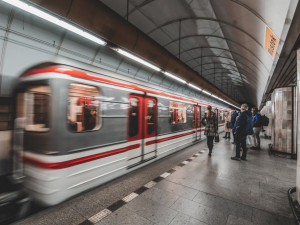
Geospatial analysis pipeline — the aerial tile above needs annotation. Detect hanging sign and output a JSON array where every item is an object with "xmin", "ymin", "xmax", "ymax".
[{"xmin": 264, "ymin": 26, "xmax": 279, "ymax": 60}]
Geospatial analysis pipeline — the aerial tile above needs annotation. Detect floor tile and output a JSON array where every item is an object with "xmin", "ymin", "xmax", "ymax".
[
  {"xmin": 126, "ymin": 195, "xmax": 178, "ymax": 225},
  {"xmin": 95, "ymin": 206, "xmax": 154, "ymax": 225}
]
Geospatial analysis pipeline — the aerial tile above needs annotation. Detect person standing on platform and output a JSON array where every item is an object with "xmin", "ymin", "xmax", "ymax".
[
  {"xmin": 223, "ymin": 111, "xmax": 231, "ymax": 139},
  {"xmin": 201, "ymin": 105, "xmax": 218, "ymax": 157},
  {"xmin": 231, "ymin": 104, "xmax": 250, "ymax": 161},
  {"xmin": 251, "ymin": 107, "xmax": 261, "ymax": 150},
  {"xmin": 230, "ymin": 110, "xmax": 238, "ymax": 144}
]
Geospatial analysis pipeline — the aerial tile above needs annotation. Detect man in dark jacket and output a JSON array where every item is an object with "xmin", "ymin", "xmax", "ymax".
[
  {"xmin": 231, "ymin": 104, "xmax": 250, "ymax": 161},
  {"xmin": 251, "ymin": 107, "xmax": 261, "ymax": 150},
  {"xmin": 230, "ymin": 110, "xmax": 238, "ymax": 144}
]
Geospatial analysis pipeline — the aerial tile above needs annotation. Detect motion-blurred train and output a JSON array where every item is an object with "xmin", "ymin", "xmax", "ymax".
[{"xmin": 12, "ymin": 58, "xmax": 230, "ymax": 206}]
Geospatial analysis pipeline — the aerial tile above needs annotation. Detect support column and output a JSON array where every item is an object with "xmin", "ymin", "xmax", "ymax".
[{"xmin": 296, "ymin": 49, "xmax": 300, "ymax": 202}]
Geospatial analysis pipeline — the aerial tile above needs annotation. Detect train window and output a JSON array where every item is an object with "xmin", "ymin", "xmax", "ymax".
[
  {"xmin": 22, "ymin": 86, "xmax": 50, "ymax": 132},
  {"xmin": 146, "ymin": 99, "xmax": 155, "ymax": 135},
  {"xmin": 220, "ymin": 111, "xmax": 224, "ymax": 121},
  {"xmin": 68, "ymin": 83, "xmax": 100, "ymax": 132},
  {"xmin": 129, "ymin": 97, "xmax": 139, "ymax": 138},
  {"xmin": 169, "ymin": 101, "xmax": 187, "ymax": 124}
]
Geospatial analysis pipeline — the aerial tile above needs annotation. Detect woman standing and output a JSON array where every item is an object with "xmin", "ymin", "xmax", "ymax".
[
  {"xmin": 201, "ymin": 105, "xmax": 218, "ymax": 157},
  {"xmin": 223, "ymin": 111, "xmax": 231, "ymax": 139}
]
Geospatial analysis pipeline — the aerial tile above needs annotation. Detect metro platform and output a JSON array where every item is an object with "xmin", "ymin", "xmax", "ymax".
[{"xmin": 14, "ymin": 136, "xmax": 295, "ymax": 225}]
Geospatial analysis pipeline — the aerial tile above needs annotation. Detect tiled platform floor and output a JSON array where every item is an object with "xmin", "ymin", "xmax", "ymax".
[{"xmin": 15, "ymin": 136, "xmax": 296, "ymax": 225}]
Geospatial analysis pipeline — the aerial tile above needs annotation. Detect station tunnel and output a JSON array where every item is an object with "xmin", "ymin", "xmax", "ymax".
[{"xmin": 0, "ymin": 0, "xmax": 300, "ymax": 224}]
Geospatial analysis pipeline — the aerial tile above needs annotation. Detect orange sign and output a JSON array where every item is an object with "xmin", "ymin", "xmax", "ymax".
[{"xmin": 264, "ymin": 26, "xmax": 279, "ymax": 60}]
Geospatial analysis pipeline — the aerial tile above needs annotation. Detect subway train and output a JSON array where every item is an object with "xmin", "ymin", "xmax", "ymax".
[{"xmin": 12, "ymin": 58, "xmax": 230, "ymax": 206}]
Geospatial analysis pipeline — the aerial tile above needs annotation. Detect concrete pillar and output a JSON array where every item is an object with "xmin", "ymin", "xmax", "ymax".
[
  {"xmin": 296, "ymin": 49, "xmax": 300, "ymax": 202},
  {"xmin": 271, "ymin": 87, "xmax": 293, "ymax": 153}
]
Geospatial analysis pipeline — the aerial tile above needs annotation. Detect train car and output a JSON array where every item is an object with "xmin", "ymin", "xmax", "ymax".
[{"xmin": 12, "ymin": 58, "xmax": 230, "ymax": 206}]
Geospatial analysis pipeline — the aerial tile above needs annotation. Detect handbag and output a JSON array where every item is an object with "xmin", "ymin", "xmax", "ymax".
[
  {"xmin": 215, "ymin": 133, "xmax": 219, "ymax": 142},
  {"xmin": 226, "ymin": 122, "xmax": 231, "ymax": 129}
]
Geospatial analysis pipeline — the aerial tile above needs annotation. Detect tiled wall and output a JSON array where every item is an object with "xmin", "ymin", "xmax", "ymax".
[
  {"xmin": 271, "ymin": 87, "xmax": 293, "ymax": 154},
  {"xmin": 296, "ymin": 50, "xmax": 300, "ymax": 203}
]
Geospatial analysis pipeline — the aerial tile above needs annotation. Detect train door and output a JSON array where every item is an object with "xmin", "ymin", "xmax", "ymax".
[
  {"xmin": 194, "ymin": 105, "xmax": 201, "ymax": 141},
  {"xmin": 127, "ymin": 94, "xmax": 157, "ymax": 167},
  {"xmin": 13, "ymin": 93, "xmax": 26, "ymax": 180},
  {"xmin": 13, "ymin": 86, "xmax": 51, "ymax": 179}
]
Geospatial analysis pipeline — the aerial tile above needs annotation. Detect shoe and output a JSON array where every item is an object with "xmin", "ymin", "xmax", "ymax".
[
  {"xmin": 231, "ymin": 157, "xmax": 240, "ymax": 161},
  {"xmin": 241, "ymin": 157, "xmax": 247, "ymax": 161},
  {"xmin": 231, "ymin": 142, "xmax": 235, "ymax": 144},
  {"xmin": 223, "ymin": 136, "xmax": 227, "ymax": 138},
  {"xmin": 250, "ymin": 146, "xmax": 256, "ymax": 149},
  {"xmin": 208, "ymin": 153, "xmax": 211, "ymax": 157}
]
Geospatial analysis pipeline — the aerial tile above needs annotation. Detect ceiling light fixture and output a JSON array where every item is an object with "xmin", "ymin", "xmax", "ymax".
[
  {"xmin": 164, "ymin": 72, "xmax": 187, "ymax": 84},
  {"xmin": 188, "ymin": 83, "xmax": 202, "ymax": 91},
  {"xmin": 202, "ymin": 90, "xmax": 212, "ymax": 96},
  {"xmin": 117, "ymin": 49, "xmax": 161, "ymax": 72},
  {"xmin": 2, "ymin": 0, "xmax": 107, "ymax": 46}
]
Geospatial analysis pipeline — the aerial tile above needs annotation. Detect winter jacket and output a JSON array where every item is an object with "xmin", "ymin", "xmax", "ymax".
[
  {"xmin": 202, "ymin": 112, "xmax": 218, "ymax": 137},
  {"xmin": 224, "ymin": 115, "xmax": 231, "ymax": 132},
  {"xmin": 233, "ymin": 110, "xmax": 251, "ymax": 137},
  {"xmin": 231, "ymin": 111, "xmax": 238, "ymax": 129},
  {"xmin": 252, "ymin": 113, "xmax": 261, "ymax": 127}
]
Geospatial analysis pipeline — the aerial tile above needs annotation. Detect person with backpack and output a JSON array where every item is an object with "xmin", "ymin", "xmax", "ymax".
[
  {"xmin": 251, "ymin": 107, "xmax": 261, "ymax": 150},
  {"xmin": 201, "ymin": 105, "xmax": 218, "ymax": 157},
  {"xmin": 230, "ymin": 110, "xmax": 238, "ymax": 144},
  {"xmin": 231, "ymin": 104, "xmax": 252, "ymax": 161}
]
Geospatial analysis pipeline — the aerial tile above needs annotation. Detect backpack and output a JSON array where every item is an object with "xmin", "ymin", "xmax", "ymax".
[
  {"xmin": 254, "ymin": 114, "xmax": 262, "ymax": 127},
  {"xmin": 246, "ymin": 114, "xmax": 254, "ymax": 135},
  {"xmin": 261, "ymin": 115, "xmax": 269, "ymax": 126}
]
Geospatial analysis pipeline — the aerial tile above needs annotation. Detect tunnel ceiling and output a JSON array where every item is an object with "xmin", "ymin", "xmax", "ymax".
[{"xmin": 98, "ymin": 0, "xmax": 298, "ymax": 106}]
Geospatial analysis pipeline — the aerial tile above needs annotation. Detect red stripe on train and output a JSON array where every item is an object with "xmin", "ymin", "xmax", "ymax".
[
  {"xmin": 23, "ymin": 125, "xmax": 224, "ymax": 169},
  {"xmin": 23, "ymin": 144, "xmax": 140, "ymax": 170},
  {"xmin": 22, "ymin": 66, "xmax": 232, "ymax": 111},
  {"xmin": 146, "ymin": 131, "xmax": 194, "ymax": 146}
]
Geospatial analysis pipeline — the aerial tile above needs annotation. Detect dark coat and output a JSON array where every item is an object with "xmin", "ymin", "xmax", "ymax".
[
  {"xmin": 231, "ymin": 111, "xmax": 238, "ymax": 129},
  {"xmin": 233, "ymin": 110, "xmax": 251, "ymax": 138},
  {"xmin": 252, "ymin": 113, "xmax": 261, "ymax": 127},
  {"xmin": 202, "ymin": 112, "xmax": 218, "ymax": 136}
]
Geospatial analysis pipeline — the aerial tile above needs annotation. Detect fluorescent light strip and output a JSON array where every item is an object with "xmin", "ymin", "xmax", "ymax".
[
  {"xmin": 187, "ymin": 83, "xmax": 237, "ymax": 108},
  {"xmin": 188, "ymin": 83, "xmax": 202, "ymax": 91},
  {"xmin": 164, "ymin": 72, "xmax": 186, "ymax": 84},
  {"xmin": 117, "ymin": 49, "xmax": 161, "ymax": 72},
  {"xmin": 2, "ymin": 0, "xmax": 106, "ymax": 46},
  {"xmin": 202, "ymin": 90, "xmax": 211, "ymax": 96}
]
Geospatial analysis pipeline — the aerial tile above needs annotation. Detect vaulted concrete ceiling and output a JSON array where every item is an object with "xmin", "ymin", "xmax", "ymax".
[{"xmin": 99, "ymin": 0, "xmax": 298, "ymax": 106}]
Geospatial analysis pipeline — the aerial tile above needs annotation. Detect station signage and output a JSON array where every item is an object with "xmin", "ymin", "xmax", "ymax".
[{"xmin": 264, "ymin": 26, "xmax": 279, "ymax": 60}]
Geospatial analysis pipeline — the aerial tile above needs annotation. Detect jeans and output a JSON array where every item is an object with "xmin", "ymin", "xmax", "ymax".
[
  {"xmin": 252, "ymin": 127, "xmax": 261, "ymax": 148},
  {"xmin": 207, "ymin": 136, "xmax": 214, "ymax": 153},
  {"xmin": 235, "ymin": 135, "xmax": 247, "ymax": 158}
]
